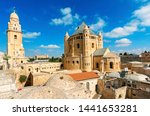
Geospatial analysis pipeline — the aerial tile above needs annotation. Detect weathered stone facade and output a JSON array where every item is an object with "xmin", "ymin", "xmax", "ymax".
[
  {"xmin": 63, "ymin": 22, "xmax": 120, "ymax": 72},
  {"xmin": 97, "ymin": 76, "xmax": 150, "ymax": 99},
  {"xmin": 141, "ymin": 52, "xmax": 150, "ymax": 62},
  {"xmin": 7, "ymin": 11, "xmax": 27, "ymax": 68}
]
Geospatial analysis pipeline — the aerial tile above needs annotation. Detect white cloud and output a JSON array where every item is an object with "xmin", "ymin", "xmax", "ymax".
[
  {"xmin": 0, "ymin": 51, "xmax": 4, "ymax": 56},
  {"xmin": 104, "ymin": 20, "xmax": 139, "ymax": 38},
  {"xmin": 104, "ymin": 3, "xmax": 150, "ymax": 38},
  {"xmin": 23, "ymin": 32, "xmax": 41, "ymax": 38},
  {"xmin": 115, "ymin": 38, "xmax": 132, "ymax": 47},
  {"xmin": 90, "ymin": 18, "xmax": 105, "ymax": 32},
  {"xmin": 60, "ymin": 7, "xmax": 71, "ymax": 15},
  {"xmin": 134, "ymin": 3, "xmax": 150, "ymax": 26},
  {"xmin": 40, "ymin": 44, "xmax": 60, "ymax": 49},
  {"xmin": 50, "ymin": 7, "xmax": 79, "ymax": 25}
]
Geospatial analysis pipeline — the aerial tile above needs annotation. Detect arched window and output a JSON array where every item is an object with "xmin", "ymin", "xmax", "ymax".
[
  {"xmin": 72, "ymin": 61, "xmax": 75, "ymax": 64},
  {"xmin": 110, "ymin": 62, "xmax": 114, "ymax": 69},
  {"xmin": 92, "ymin": 43, "xmax": 94, "ymax": 48},
  {"xmin": 14, "ymin": 35, "xmax": 17, "ymax": 39},
  {"xmin": 77, "ymin": 43, "xmax": 80, "ymax": 48},
  {"xmin": 96, "ymin": 63, "xmax": 99, "ymax": 68}
]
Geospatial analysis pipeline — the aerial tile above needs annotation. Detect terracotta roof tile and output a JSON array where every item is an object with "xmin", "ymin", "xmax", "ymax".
[{"xmin": 68, "ymin": 72, "xmax": 99, "ymax": 81}]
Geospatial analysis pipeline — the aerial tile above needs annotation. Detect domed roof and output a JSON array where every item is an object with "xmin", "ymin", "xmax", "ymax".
[
  {"xmin": 125, "ymin": 73, "xmax": 149, "ymax": 82},
  {"xmin": 72, "ymin": 22, "xmax": 95, "ymax": 35},
  {"xmin": 46, "ymin": 74, "xmax": 81, "ymax": 91},
  {"xmin": 107, "ymin": 72, "xmax": 120, "ymax": 78},
  {"xmin": 10, "ymin": 11, "xmax": 19, "ymax": 19}
]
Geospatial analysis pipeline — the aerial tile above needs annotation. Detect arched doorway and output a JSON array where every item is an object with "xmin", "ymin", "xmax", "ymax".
[{"xmin": 110, "ymin": 62, "xmax": 114, "ymax": 69}]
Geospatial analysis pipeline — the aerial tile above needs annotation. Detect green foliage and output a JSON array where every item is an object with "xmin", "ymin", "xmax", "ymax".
[
  {"xmin": 3, "ymin": 54, "xmax": 10, "ymax": 61},
  {"xmin": 124, "ymin": 52, "xmax": 128, "ymax": 55},
  {"xmin": 28, "ymin": 58, "xmax": 35, "ymax": 62},
  {"xmin": 19, "ymin": 75, "xmax": 27, "ymax": 83},
  {"xmin": 49, "ymin": 56, "xmax": 62, "ymax": 62}
]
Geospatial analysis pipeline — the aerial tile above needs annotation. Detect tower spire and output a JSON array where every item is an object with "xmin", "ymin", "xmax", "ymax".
[{"xmin": 13, "ymin": 6, "xmax": 16, "ymax": 13}]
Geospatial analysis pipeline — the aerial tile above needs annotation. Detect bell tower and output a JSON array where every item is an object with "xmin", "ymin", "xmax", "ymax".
[{"xmin": 7, "ymin": 10, "xmax": 24, "ymax": 59}]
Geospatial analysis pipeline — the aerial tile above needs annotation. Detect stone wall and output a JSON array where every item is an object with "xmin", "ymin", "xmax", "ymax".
[
  {"xmin": 79, "ymin": 78, "xmax": 98, "ymax": 95},
  {"xmin": 30, "ymin": 73, "xmax": 50, "ymax": 86},
  {"xmin": 131, "ymin": 66, "xmax": 150, "ymax": 77},
  {"xmin": 126, "ymin": 87, "xmax": 150, "ymax": 99},
  {"xmin": 0, "ymin": 71, "xmax": 16, "ymax": 98}
]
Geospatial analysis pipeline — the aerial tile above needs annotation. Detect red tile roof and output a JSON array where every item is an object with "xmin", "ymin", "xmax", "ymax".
[{"xmin": 68, "ymin": 72, "xmax": 99, "ymax": 81}]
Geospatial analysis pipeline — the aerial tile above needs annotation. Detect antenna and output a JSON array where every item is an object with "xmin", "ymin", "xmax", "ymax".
[{"xmin": 13, "ymin": 6, "xmax": 16, "ymax": 13}]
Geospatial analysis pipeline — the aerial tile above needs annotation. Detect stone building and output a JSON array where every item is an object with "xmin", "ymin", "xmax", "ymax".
[
  {"xmin": 141, "ymin": 51, "xmax": 150, "ymax": 62},
  {"xmin": 34, "ymin": 55, "xmax": 49, "ymax": 60},
  {"xmin": 7, "ymin": 11, "xmax": 27, "ymax": 67},
  {"xmin": 97, "ymin": 72, "xmax": 150, "ymax": 99},
  {"xmin": 120, "ymin": 54, "xmax": 141, "ymax": 63},
  {"xmin": 68, "ymin": 72, "xmax": 100, "ymax": 95},
  {"xmin": 63, "ymin": 22, "xmax": 120, "ymax": 72}
]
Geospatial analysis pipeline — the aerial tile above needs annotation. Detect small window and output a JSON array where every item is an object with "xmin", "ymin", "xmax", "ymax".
[
  {"xmin": 72, "ymin": 61, "xmax": 75, "ymax": 64},
  {"xmin": 28, "ymin": 69, "xmax": 31, "ymax": 71},
  {"xmin": 118, "ymin": 94, "xmax": 122, "ymax": 98},
  {"xmin": 92, "ymin": 43, "xmax": 94, "ymax": 48},
  {"xmin": 86, "ymin": 82, "xmax": 90, "ymax": 90},
  {"xmin": 21, "ymin": 61, "xmax": 23, "ymax": 63},
  {"xmin": 76, "ymin": 61, "xmax": 79, "ymax": 64},
  {"xmin": 96, "ymin": 63, "xmax": 99, "ymax": 68},
  {"xmin": 14, "ymin": 35, "xmax": 17, "ymax": 39},
  {"xmin": 77, "ymin": 43, "xmax": 80, "ymax": 48}
]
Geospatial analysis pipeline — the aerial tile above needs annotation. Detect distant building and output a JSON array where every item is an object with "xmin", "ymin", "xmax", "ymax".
[
  {"xmin": 63, "ymin": 22, "xmax": 120, "ymax": 72},
  {"xmin": 120, "ymin": 54, "xmax": 141, "ymax": 63},
  {"xmin": 141, "ymin": 51, "xmax": 150, "ymax": 62},
  {"xmin": 34, "ymin": 55, "xmax": 49, "ymax": 60}
]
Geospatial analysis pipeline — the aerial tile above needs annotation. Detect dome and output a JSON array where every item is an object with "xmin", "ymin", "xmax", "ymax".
[
  {"xmin": 10, "ymin": 11, "xmax": 19, "ymax": 19},
  {"xmin": 125, "ymin": 73, "xmax": 149, "ymax": 82},
  {"xmin": 107, "ymin": 72, "xmax": 120, "ymax": 78},
  {"xmin": 46, "ymin": 74, "xmax": 81, "ymax": 91}
]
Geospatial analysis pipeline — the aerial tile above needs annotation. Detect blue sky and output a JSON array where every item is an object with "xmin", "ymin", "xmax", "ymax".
[{"xmin": 0, "ymin": 0, "xmax": 150, "ymax": 57}]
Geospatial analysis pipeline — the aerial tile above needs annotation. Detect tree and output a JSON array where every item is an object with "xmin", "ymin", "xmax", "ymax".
[
  {"xmin": 144, "ymin": 51, "xmax": 148, "ymax": 53},
  {"xmin": 19, "ymin": 75, "xmax": 27, "ymax": 83},
  {"xmin": 119, "ymin": 53, "xmax": 122, "ymax": 56},
  {"xmin": 27, "ymin": 57, "xmax": 35, "ymax": 62},
  {"xmin": 3, "ymin": 54, "xmax": 11, "ymax": 69},
  {"xmin": 51, "ymin": 56, "xmax": 54, "ymax": 62},
  {"xmin": 124, "ymin": 52, "xmax": 128, "ymax": 55}
]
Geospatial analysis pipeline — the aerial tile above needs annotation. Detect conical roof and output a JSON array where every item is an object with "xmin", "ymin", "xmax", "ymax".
[{"xmin": 72, "ymin": 22, "xmax": 95, "ymax": 35}]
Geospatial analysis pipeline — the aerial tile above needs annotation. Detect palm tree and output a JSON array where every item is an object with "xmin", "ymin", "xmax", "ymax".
[{"xmin": 3, "ymin": 54, "xmax": 11, "ymax": 69}]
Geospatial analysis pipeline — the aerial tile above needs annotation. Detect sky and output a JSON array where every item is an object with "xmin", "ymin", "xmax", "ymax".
[{"xmin": 0, "ymin": 0, "xmax": 150, "ymax": 57}]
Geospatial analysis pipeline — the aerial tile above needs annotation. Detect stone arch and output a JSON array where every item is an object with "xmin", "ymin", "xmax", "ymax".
[{"xmin": 77, "ymin": 43, "xmax": 80, "ymax": 48}]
